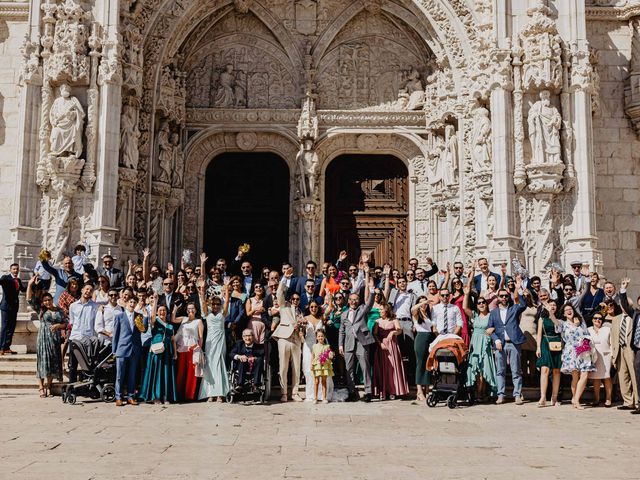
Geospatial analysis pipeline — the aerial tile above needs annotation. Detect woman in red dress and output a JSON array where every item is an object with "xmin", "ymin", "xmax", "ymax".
[{"xmin": 451, "ymin": 277, "xmax": 470, "ymax": 347}]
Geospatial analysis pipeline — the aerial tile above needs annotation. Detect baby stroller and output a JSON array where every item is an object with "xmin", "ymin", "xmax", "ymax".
[
  {"xmin": 426, "ymin": 345, "xmax": 475, "ymax": 409},
  {"xmin": 62, "ymin": 338, "xmax": 116, "ymax": 405},
  {"xmin": 226, "ymin": 342, "xmax": 272, "ymax": 404}
]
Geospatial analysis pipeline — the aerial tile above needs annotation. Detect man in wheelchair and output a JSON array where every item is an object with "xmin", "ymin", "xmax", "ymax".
[{"xmin": 230, "ymin": 329, "xmax": 265, "ymax": 393}]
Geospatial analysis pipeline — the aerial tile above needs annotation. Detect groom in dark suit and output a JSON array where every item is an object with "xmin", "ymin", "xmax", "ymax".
[
  {"xmin": 0, "ymin": 263, "xmax": 27, "ymax": 355},
  {"xmin": 112, "ymin": 296, "xmax": 148, "ymax": 406}
]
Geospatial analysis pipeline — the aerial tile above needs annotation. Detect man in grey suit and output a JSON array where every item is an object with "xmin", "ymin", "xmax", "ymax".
[{"xmin": 339, "ymin": 285, "xmax": 375, "ymax": 402}]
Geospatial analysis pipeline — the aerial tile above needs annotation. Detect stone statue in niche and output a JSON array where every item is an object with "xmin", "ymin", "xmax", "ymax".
[
  {"xmin": 296, "ymin": 139, "xmax": 319, "ymax": 199},
  {"xmin": 214, "ymin": 64, "xmax": 247, "ymax": 108},
  {"xmin": 442, "ymin": 124, "xmax": 458, "ymax": 186},
  {"xmin": 119, "ymin": 99, "xmax": 140, "ymax": 169},
  {"xmin": 156, "ymin": 122, "xmax": 173, "ymax": 184},
  {"xmin": 528, "ymin": 90, "xmax": 562, "ymax": 165},
  {"xmin": 49, "ymin": 83, "xmax": 85, "ymax": 158},
  {"xmin": 401, "ymin": 68, "xmax": 425, "ymax": 111},
  {"xmin": 427, "ymin": 137, "xmax": 445, "ymax": 191},
  {"xmin": 471, "ymin": 107, "xmax": 492, "ymax": 171},
  {"xmin": 171, "ymin": 132, "xmax": 184, "ymax": 188}
]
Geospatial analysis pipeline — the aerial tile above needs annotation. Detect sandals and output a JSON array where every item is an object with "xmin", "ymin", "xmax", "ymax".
[
  {"xmin": 537, "ymin": 399, "xmax": 546, "ymax": 408},
  {"xmin": 39, "ymin": 388, "xmax": 47, "ymax": 398}
]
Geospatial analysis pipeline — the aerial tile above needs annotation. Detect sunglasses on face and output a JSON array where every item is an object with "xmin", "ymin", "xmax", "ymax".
[
  {"xmin": 498, "ymin": 294, "xmax": 509, "ymax": 298},
  {"xmin": 593, "ymin": 316, "xmax": 603, "ymax": 321},
  {"xmin": 108, "ymin": 293, "xmax": 118, "ymax": 297},
  {"xmin": 163, "ymin": 282, "xmax": 172, "ymax": 286}
]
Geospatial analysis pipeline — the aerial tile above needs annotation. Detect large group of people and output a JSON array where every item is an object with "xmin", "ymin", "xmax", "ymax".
[{"xmin": 1, "ymin": 244, "xmax": 639, "ymax": 414}]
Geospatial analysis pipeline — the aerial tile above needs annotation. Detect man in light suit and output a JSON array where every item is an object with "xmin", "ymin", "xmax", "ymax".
[
  {"xmin": 619, "ymin": 278, "xmax": 640, "ymax": 414},
  {"xmin": 487, "ymin": 281, "xmax": 528, "ymax": 405},
  {"xmin": 97, "ymin": 255, "xmax": 124, "ymax": 290},
  {"xmin": 609, "ymin": 293, "xmax": 638, "ymax": 411},
  {"xmin": 271, "ymin": 273, "xmax": 303, "ymax": 402},
  {"xmin": 0, "ymin": 263, "xmax": 27, "ymax": 355},
  {"xmin": 473, "ymin": 257, "xmax": 501, "ymax": 293},
  {"xmin": 339, "ymin": 284, "xmax": 376, "ymax": 402},
  {"xmin": 112, "ymin": 295, "xmax": 148, "ymax": 406}
]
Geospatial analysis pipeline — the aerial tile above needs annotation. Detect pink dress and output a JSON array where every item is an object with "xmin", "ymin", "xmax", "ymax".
[
  {"xmin": 247, "ymin": 297, "xmax": 266, "ymax": 344},
  {"xmin": 452, "ymin": 294, "xmax": 470, "ymax": 348},
  {"xmin": 373, "ymin": 319, "xmax": 409, "ymax": 398}
]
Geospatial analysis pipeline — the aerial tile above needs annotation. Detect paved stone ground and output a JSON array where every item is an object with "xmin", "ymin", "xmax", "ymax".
[{"xmin": 0, "ymin": 394, "xmax": 637, "ymax": 480}]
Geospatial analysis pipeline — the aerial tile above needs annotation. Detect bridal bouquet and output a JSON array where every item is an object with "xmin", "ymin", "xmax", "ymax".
[{"xmin": 575, "ymin": 338, "xmax": 592, "ymax": 357}]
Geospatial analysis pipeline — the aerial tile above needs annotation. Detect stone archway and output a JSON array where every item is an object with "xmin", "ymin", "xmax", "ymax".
[{"xmin": 182, "ymin": 129, "xmax": 299, "ymax": 256}]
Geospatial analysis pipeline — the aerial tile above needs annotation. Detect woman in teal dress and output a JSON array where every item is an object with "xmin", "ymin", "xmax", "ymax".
[
  {"xmin": 140, "ymin": 295, "xmax": 177, "ymax": 404},
  {"xmin": 463, "ymin": 282, "xmax": 497, "ymax": 401},
  {"xmin": 36, "ymin": 293, "xmax": 67, "ymax": 397},
  {"xmin": 198, "ymin": 281, "xmax": 230, "ymax": 402},
  {"xmin": 535, "ymin": 299, "xmax": 562, "ymax": 407}
]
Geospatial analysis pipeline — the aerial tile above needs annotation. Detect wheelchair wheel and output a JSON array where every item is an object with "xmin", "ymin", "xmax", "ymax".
[
  {"xmin": 447, "ymin": 394, "xmax": 457, "ymax": 409},
  {"xmin": 426, "ymin": 392, "xmax": 438, "ymax": 408}
]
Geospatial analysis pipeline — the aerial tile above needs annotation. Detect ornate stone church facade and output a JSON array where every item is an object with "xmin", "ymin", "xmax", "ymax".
[{"xmin": 0, "ymin": 0, "xmax": 639, "ymax": 281}]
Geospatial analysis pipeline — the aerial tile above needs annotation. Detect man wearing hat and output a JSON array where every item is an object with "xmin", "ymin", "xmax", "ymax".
[{"xmin": 567, "ymin": 261, "xmax": 587, "ymax": 292}]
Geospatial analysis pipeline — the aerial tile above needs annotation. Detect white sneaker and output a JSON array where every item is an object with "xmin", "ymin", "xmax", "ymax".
[{"xmin": 515, "ymin": 396, "xmax": 524, "ymax": 405}]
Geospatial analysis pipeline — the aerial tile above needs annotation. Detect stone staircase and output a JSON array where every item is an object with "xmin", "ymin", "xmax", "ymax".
[{"xmin": 0, "ymin": 353, "xmax": 39, "ymax": 395}]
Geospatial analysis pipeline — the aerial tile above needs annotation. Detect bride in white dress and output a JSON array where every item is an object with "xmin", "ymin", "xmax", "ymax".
[{"xmin": 301, "ymin": 304, "xmax": 333, "ymax": 402}]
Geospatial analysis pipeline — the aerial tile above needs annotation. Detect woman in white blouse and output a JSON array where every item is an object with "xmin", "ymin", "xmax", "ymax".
[{"xmin": 588, "ymin": 312, "xmax": 612, "ymax": 407}]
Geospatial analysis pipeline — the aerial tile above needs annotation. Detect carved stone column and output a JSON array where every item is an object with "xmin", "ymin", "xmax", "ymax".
[
  {"xmin": 88, "ymin": 0, "xmax": 123, "ymax": 264},
  {"xmin": 6, "ymin": 34, "xmax": 44, "ymax": 267},
  {"xmin": 294, "ymin": 199, "xmax": 321, "ymax": 273},
  {"xmin": 489, "ymin": 47, "xmax": 522, "ymax": 267},
  {"xmin": 564, "ymin": 42, "xmax": 601, "ymax": 269}
]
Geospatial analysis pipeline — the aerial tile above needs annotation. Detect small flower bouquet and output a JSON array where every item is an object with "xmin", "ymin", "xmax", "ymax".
[
  {"xmin": 134, "ymin": 313, "xmax": 146, "ymax": 333},
  {"xmin": 318, "ymin": 349, "xmax": 331, "ymax": 366},
  {"xmin": 575, "ymin": 337, "xmax": 592, "ymax": 357}
]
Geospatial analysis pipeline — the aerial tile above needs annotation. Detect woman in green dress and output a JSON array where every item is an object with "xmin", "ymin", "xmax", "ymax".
[
  {"xmin": 36, "ymin": 293, "xmax": 67, "ymax": 397},
  {"xmin": 140, "ymin": 294, "xmax": 177, "ymax": 404},
  {"xmin": 535, "ymin": 298, "xmax": 562, "ymax": 407},
  {"xmin": 463, "ymin": 280, "xmax": 497, "ymax": 401}
]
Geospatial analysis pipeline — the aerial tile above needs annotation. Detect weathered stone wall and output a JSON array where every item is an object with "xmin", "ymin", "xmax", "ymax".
[
  {"xmin": 0, "ymin": 14, "xmax": 28, "ymax": 258},
  {"xmin": 587, "ymin": 20, "xmax": 640, "ymax": 285}
]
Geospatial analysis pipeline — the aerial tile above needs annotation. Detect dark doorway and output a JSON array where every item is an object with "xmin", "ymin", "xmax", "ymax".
[
  {"xmin": 204, "ymin": 152, "xmax": 289, "ymax": 271},
  {"xmin": 325, "ymin": 155, "xmax": 409, "ymax": 268}
]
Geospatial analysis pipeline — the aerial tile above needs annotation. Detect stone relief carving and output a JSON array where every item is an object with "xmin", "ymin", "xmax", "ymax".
[
  {"xmin": 518, "ymin": 2, "xmax": 563, "ymax": 93},
  {"xmin": 442, "ymin": 124, "xmax": 458, "ymax": 186},
  {"xmin": 120, "ymin": 97, "xmax": 141, "ymax": 169},
  {"xmin": 155, "ymin": 121, "xmax": 173, "ymax": 184},
  {"xmin": 625, "ymin": 17, "xmax": 640, "ymax": 134},
  {"xmin": 171, "ymin": 133, "xmax": 184, "ymax": 188},
  {"xmin": 49, "ymin": 83, "xmax": 85, "ymax": 159},
  {"xmin": 296, "ymin": 91, "xmax": 319, "ymax": 200},
  {"xmin": 471, "ymin": 107, "xmax": 492, "ymax": 172},
  {"xmin": 527, "ymin": 90, "xmax": 562, "ymax": 166},
  {"xmin": 236, "ymin": 132, "xmax": 258, "ymax": 151},
  {"xmin": 19, "ymin": 36, "xmax": 42, "ymax": 86},
  {"xmin": 295, "ymin": 0, "xmax": 317, "ymax": 35}
]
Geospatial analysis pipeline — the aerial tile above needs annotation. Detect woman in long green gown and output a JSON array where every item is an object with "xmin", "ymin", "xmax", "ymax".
[
  {"xmin": 198, "ymin": 280, "xmax": 231, "ymax": 402},
  {"xmin": 463, "ymin": 280, "xmax": 498, "ymax": 400},
  {"xmin": 36, "ymin": 293, "xmax": 67, "ymax": 397},
  {"xmin": 140, "ymin": 296, "xmax": 177, "ymax": 404}
]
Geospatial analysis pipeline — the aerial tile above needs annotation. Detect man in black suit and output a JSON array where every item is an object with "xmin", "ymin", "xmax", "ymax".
[
  {"xmin": 281, "ymin": 262, "xmax": 299, "ymax": 300},
  {"xmin": 96, "ymin": 255, "xmax": 124, "ymax": 290},
  {"xmin": 230, "ymin": 329, "xmax": 265, "ymax": 391},
  {"xmin": 0, "ymin": 263, "xmax": 27, "ymax": 355},
  {"xmin": 298, "ymin": 278, "xmax": 323, "ymax": 314},
  {"xmin": 295, "ymin": 260, "xmax": 322, "ymax": 297},
  {"xmin": 158, "ymin": 276, "xmax": 185, "ymax": 321}
]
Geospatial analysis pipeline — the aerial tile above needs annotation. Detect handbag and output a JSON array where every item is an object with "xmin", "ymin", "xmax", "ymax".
[
  {"xmin": 150, "ymin": 320, "xmax": 166, "ymax": 355},
  {"xmin": 543, "ymin": 320, "xmax": 562, "ymax": 351}
]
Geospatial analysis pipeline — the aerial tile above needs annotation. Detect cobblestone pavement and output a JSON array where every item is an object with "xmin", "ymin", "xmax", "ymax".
[{"xmin": 0, "ymin": 394, "xmax": 637, "ymax": 479}]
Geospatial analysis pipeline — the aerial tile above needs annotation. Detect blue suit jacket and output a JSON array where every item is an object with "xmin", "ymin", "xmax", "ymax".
[
  {"xmin": 473, "ymin": 272, "xmax": 501, "ymax": 293},
  {"xmin": 487, "ymin": 298, "xmax": 527, "ymax": 346},
  {"xmin": 112, "ymin": 310, "xmax": 148, "ymax": 358}
]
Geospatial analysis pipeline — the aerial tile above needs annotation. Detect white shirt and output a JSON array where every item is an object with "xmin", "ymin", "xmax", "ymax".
[
  {"xmin": 413, "ymin": 314, "xmax": 433, "ymax": 333},
  {"xmin": 33, "ymin": 261, "xmax": 52, "ymax": 281},
  {"xmin": 68, "ymin": 299, "xmax": 100, "ymax": 341},
  {"xmin": 393, "ymin": 292, "xmax": 412, "ymax": 319},
  {"xmin": 431, "ymin": 303, "xmax": 462, "ymax": 334},
  {"xmin": 498, "ymin": 306, "xmax": 509, "ymax": 341},
  {"xmin": 408, "ymin": 279, "xmax": 428, "ymax": 297},
  {"xmin": 95, "ymin": 303, "xmax": 122, "ymax": 342},
  {"xmin": 480, "ymin": 273, "xmax": 491, "ymax": 292}
]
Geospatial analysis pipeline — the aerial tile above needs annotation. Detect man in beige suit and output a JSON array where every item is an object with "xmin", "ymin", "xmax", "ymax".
[
  {"xmin": 608, "ymin": 297, "xmax": 638, "ymax": 410},
  {"xmin": 271, "ymin": 269, "xmax": 303, "ymax": 403}
]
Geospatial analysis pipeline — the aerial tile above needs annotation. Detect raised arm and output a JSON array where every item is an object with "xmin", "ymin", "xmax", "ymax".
[
  {"xmin": 200, "ymin": 252, "xmax": 208, "ymax": 281},
  {"xmin": 462, "ymin": 280, "xmax": 474, "ymax": 319},
  {"xmin": 498, "ymin": 263, "xmax": 507, "ymax": 290},
  {"xmin": 424, "ymin": 257, "xmax": 438, "ymax": 278},
  {"xmin": 276, "ymin": 276, "xmax": 287, "ymax": 307},
  {"xmin": 619, "ymin": 277, "xmax": 636, "ymax": 317},
  {"xmin": 196, "ymin": 278, "xmax": 207, "ymax": 317},
  {"xmin": 142, "ymin": 248, "xmax": 150, "ymax": 284},
  {"xmin": 382, "ymin": 264, "xmax": 391, "ymax": 300}
]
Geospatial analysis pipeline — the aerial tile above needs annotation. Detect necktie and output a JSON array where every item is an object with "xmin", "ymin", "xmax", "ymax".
[
  {"xmin": 421, "ymin": 280, "xmax": 425, "ymax": 291},
  {"xmin": 620, "ymin": 316, "xmax": 628, "ymax": 347},
  {"xmin": 13, "ymin": 277, "xmax": 19, "ymax": 292},
  {"xmin": 633, "ymin": 316, "xmax": 640, "ymax": 348},
  {"xmin": 443, "ymin": 306, "xmax": 448, "ymax": 334}
]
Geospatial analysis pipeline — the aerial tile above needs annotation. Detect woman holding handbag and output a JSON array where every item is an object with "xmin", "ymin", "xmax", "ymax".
[
  {"xmin": 535, "ymin": 299, "xmax": 562, "ymax": 407},
  {"xmin": 140, "ymin": 293, "xmax": 177, "ymax": 404}
]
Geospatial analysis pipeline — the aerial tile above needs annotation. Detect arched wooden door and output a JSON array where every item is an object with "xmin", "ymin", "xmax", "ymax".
[{"xmin": 324, "ymin": 155, "xmax": 408, "ymax": 268}]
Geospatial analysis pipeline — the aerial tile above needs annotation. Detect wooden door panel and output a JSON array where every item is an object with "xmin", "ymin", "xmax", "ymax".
[{"xmin": 325, "ymin": 155, "xmax": 408, "ymax": 268}]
